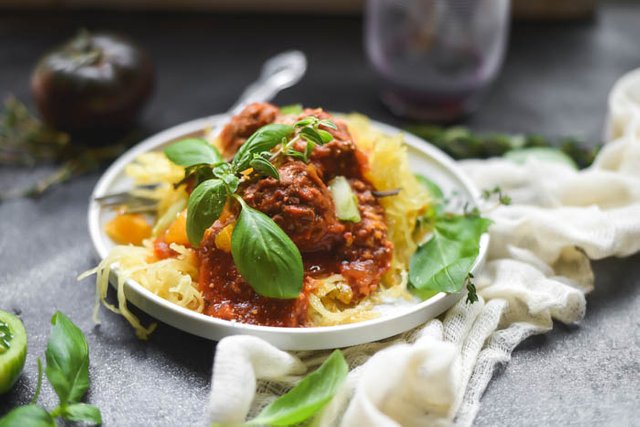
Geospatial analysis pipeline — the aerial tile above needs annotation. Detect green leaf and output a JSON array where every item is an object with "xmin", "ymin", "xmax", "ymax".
[
  {"xmin": 504, "ymin": 147, "xmax": 578, "ymax": 169},
  {"xmin": 329, "ymin": 176, "xmax": 361, "ymax": 222},
  {"xmin": 280, "ymin": 104, "xmax": 303, "ymax": 115},
  {"xmin": 247, "ymin": 350, "xmax": 348, "ymax": 426},
  {"xmin": 299, "ymin": 127, "xmax": 324, "ymax": 146},
  {"xmin": 0, "ymin": 405, "xmax": 55, "ymax": 427},
  {"xmin": 409, "ymin": 215, "xmax": 490, "ymax": 294},
  {"xmin": 233, "ymin": 124, "xmax": 294, "ymax": 172},
  {"xmin": 250, "ymin": 155, "xmax": 280, "ymax": 180},
  {"xmin": 414, "ymin": 174, "xmax": 444, "ymax": 202},
  {"xmin": 164, "ymin": 138, "xmax": 223, "ymax": 167},
  {"xmin": 231, "ymin": 199, "xmax": 303, "ymax": 299},
  {"xmin": 186, "ymin": 179, "xmax": 227, "ymax": 247},
  {"xmin": 317, "ymin": 129, "xmax": 334, "ymax": 144},
  {"xmin": 294, "ymin": 117, "xmax": 315, "ymax": 128},
  {"xmin": 63, "ymin": 403, "xmax": 102, "ymax": 425},
  {"xmin": 45, "ymin": 312, "xmax": 90, "ymax": 406},
  {"xmin": 318, "ymin": 119, "xmax": 338, "ymax": 130}
]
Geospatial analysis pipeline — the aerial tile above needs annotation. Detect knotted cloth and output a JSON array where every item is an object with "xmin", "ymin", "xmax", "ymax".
[{"xmin": 208, "ymin": 69, "xmax": 640, "ymax": 427}]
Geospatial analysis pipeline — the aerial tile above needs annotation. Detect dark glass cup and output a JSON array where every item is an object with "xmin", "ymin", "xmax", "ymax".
[{"xmin": 365, "ymin": 0, "xmax": 510, "ymax": 122}]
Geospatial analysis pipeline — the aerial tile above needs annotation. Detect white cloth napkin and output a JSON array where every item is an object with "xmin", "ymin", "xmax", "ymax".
[{"xmin": 208, "ymin": 69, "xmax": 640, "ymax": 427}]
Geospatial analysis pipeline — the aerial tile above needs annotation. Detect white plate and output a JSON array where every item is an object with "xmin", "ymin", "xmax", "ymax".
[{"xmin": 88, "ymin": 114, "xmax": 488, "ymax": 350}]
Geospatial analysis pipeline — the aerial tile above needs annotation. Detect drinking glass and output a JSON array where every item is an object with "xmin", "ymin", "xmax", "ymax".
[{"xmin": 365, "ymin": 0, "xmax": 510, "ymax": 122}]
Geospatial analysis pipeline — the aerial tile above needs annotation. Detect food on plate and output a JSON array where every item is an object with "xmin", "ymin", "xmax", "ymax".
[
  {"xmin": 0, "ymin": 310, "xmax": 27, "ymax": 394},
  {"xmin": 86, "ymin": 103, "xmax": 485, "ymax": 337},
  {"xmin": 31, "ymin": 30, "xmax": 154, "ymax": 135}
]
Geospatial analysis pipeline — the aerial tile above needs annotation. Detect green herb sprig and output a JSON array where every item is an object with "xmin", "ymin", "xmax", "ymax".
[
  {"xmin": 405, "ymin": 125, "xmax": 600, "ymax": 169},
  {"xmin": 0, "ymin": 312, "xmax": 102, "ymax": 427},
  {"xmin": 163, "ymin": 117, "xmax": 336, "ymax": 300},
  {"xmin": 0, "ymin": 96, "xmax": 134, "ymax": 201},
  {"xmin": 409, "ymin": 176, "xmax": 491, "ymax": 302}
]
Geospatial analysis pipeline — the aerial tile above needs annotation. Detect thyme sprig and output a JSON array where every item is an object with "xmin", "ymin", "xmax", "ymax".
[
  {"xmin": 406, "ymin": 124, "xmax": 600, "ymax": 169},
  {"xmin": 0, "ymin": 96, "xmax": 137, "ymax": 201}
]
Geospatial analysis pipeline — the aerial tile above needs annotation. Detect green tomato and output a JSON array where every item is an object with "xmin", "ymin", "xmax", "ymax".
[{"xmin": 0, "ymin": 310, "xmax": 27, "ymax": 394}]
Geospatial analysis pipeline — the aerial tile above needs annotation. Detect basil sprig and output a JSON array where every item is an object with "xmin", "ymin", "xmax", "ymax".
[
  {"xmin": 409, "ymin": 176, "xmax": 491, "ymax": 301},
  {"xmin": 0, "ymin": 312, "xmax": 102, "ymax": 427},
  {"xmin": 163, "ymin": 114, "xmax": 336, "ymax": 299},
  {"xmin": 246, "ymin": 350, "xmax": 348, "ymax": 426}
]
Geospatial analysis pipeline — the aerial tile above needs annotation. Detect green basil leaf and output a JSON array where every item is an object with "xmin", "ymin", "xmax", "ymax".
[
  {"xmin": 45, "ymin": 312, "xmax": 89, "ymax": 406},
  {"xmin": 280, "ymin": 104, "xmax": 303, "ymax": 115},
  {"xmin": 247, "ymin": 350, "xmax": 348, "ymax": 426},
  {"xmin": 173, "ymin": 164, "xmax": 215, "ymax": 189},
  {"xmin": 329, "ymin": 176, "xmax": 361, "ymax": 222},
  {"xmin": 317, "ymin": 129, "xmax": 334, "ymax": 144},
  {"xmin": 294, "ymin": 117, "xmax": 315, "ymax": 128},
  {"xmin": 0, "ymin": 405, "xmax": 55, "ymax": 427},
  {"xmin": 409, "ymin": 215, "xmax": 490, "ymax": 294},
  {"xmin": 63, "ymin": 403, "xmax": 102, "ymax": 425},
  {"xmin": 285, "ymin": 149, "xmax": 306, "ymax": 161},
  {"xmin": 186, "ymin": 179, "xmax": 227, "ymax": 247},
  {"xmin": 212, "ymin": 162, "xmax": 232, "ymax": 178},
  {"xmin": 414, "ymin": 174, "xmax": 444, "ymax": 202},
  {"xmin": 164, "ymin": 138, "xmax": 223, "ymax": 167},
  {"xmin": 319, "ymin": 119, "xmax": 338, "ymax": 130},
  {"xmin": 299, "ymin": 127, "xmax": 324, "ymax": 146},
  {"xmin": 233, "ymin": 124, "xmax": 294, "ymax": 172},
  {"xmin": 221, "ymin": 174, "xmax": 240, "ymax": 194},
  {"xmin": 304, "ymin": 141, "xmax": 315, "ymax": 162},
  {"xmin": 250, "ymin": 155, "xmax": 280, "ymax": 180},
  {"xmin": 231, "ymin": 200, "xmax": 303, "ymax": 299}
]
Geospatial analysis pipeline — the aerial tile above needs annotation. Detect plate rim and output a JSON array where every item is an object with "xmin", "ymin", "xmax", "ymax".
[{"xmin": 87, "ymin": 113, "xmax": 488, "ymax": 348}]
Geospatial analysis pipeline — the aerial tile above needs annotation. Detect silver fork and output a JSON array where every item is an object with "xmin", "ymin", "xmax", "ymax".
[{"xmin": 95, "ymin": 50, "xmax": 308, "ymax": 212}]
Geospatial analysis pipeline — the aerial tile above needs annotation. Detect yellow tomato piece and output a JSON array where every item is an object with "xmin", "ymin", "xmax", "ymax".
[
  {"xmin": 105, "ymin": 214, "xmax": 152, "ymax": 245},
  {"xmin": 164, "ymin": 209, "xmax": 189, "ymax": 246},
  {"xmin": 214, "ymin": 223, "xmax": 235, "ymax": 253}
]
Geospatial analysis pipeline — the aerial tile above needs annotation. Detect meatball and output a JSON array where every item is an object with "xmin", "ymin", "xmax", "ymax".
[
  {"xmin": 218, "ymin": 102, "xmax": 279, "ymax": 158},
  {"xmin": 240, "ymin": 160, "xmax": 345, "ymax": 253},
  {"xmin": 339, "ymin": 179, "xmax": 393, "ymax": 298}
]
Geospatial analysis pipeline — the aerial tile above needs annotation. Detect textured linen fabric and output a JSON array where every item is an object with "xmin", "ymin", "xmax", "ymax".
[{"xmin": 208, "ymin": 69, "xmax": 640, "ymax": 427}]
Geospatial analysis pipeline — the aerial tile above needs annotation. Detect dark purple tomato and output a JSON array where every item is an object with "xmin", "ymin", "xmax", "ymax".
[{"xmin": 31, "ymin": 30, "xmax": 154, "ymax": 134}]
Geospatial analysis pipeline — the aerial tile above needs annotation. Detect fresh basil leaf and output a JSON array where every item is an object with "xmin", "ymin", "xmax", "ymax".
[
  {"xmin": 231, "ymin": 200, "xmax": 303, "ymax": 299},
  {"xmin": 294, "ymin": 117, "xmax": 315, "ymax": 128},
  {"xmin": 285, "ymin": 149, "xmax": 306, "ymax": 161},
  {"xmin": 233, "ymin": 124, "xmax": 294, "ymax": 172},
  {"xmin": 173, "ymin": 164, "xmax": 215, "ymax": 189},
  {"xmin": 164, "ymin": 138, "xmax": 223, "ymax": 167},
  {"xmin": 250, "ymin": 155, "xmax": 280, "ymax": 180},
  {"xmin": 319, "ymin": 119, "xmax": 338, "ymax": 130},
  {"xmin": 304, "ymin": 141, "xmax": 315, "ymax": 162},
  {"xmin": 212, "ymin": 162, "xmax": 232, "ymax": 178},
  {"xmin": 329, "ymin": 176, "xmax": 361, "ymax": 222},
  {"xmin": 299, "ymin": 127, "xmax": 324, "ymax": 146},
  {"xmin": 414, "ymin": 174, "xmax": 444, "ymax": 202},
  {"xmin": 317, "ymin": 129, "xmax": 334, "ymax": 144},
  {"xmin": 247, "ymin": 350, "xmax": 348, "ymax": 426},
  {"xmin": 45, "ymin": 312, "xmax": 89, "ymax": 406},
  {"xmin": 63, "ymin": 403, "xmax": 102, "ymax": 425},
  {"xmin": 220, "ymin": 174, "xmax": 240, "ymax": 194},
  {"xmin": 186, "ymin": 179, "xmax": 227, "ymax": 247},
  {"xmin": 0, "ymin": 405, "xmax": 55, "ymax": 427},
  {"xmin": 409, "ymin": 215, "xmax": 490, "ymax": 294},
  {"xmin": 280, "ymin": 104, "xmax": 303, "ymax": 115}
]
